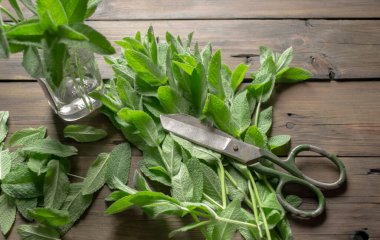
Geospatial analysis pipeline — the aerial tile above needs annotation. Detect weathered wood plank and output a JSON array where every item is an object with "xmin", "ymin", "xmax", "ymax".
[
  {"xmin": 1, "ymin": 81, "xmax": 379, "ymax": 156},
  {"xmin": 2, "ymin": 0, "xmax": 380, "ymax": 20},
  {"xmin": 1, "ymin": 20, "xmax": 380, "ymax": 80}
]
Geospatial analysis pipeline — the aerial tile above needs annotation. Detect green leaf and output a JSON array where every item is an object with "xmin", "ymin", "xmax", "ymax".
[
  {"xmin": 157, "ymin": 86, "xmax": 190, "ymax": 114},
  {"xmin": 0, "ymin": 194, "xmax": 16, "ymax": 235},
  {"xmin": 106, "ymin": 191, "xmax": 179, "ymax": 215},
  {"xmin": 65, "ymin": 23, "xmax": 115, "ymax": 55},
  {"xmin": 259, "ymin": 46, "xmax": 273, "ymax": 65},
  {"xmin": 62, "ymin": 0, "xmax": 89, "ymax": 24},
  {"xmin": 258, "ymin": 106, "xmax": 272, "ymax": 135},
  {"xmin": 15, "ymin": 198, "xmax": 38, "ymax": 221},
  {"xmin": 27, "ymin": 156, "xmax": 49, "ymax": 176},
  {"xmin": 0, "ymin": 111, "xmax": 9, "ymax": 143},
  {"xmin": 124, "ymin": 49, "xmax": 167, "ymax": 86},
  {"xmin": 116, "ymin": 37, "xmax": 148, "ymax": 55},
  {"xmin": 185, "ymin": 157, "xmax": 204, "ymax": 202},
  {"xmin": 285, "ymin": 195, "xmax": 302, "ymax": 208},
  {"xmin": 203, "ymin": 94, "xmax": 239, "ymax": 137},
  {"xmin": 172, "ymin": 163, "xmax": 194, "ymax": 202},
  {"xmin": 226, "ymin": 167, "xmax": 247, "ymax": 201},
  {"xmin": 133, "ymin": 170, "xmax": 152, "ymax": 191},
  {"xmin": 201, "ymin": 162, "xmax": 222, "ymax": 205},
  {"xmin": 244, "ymin": 125, "xmax": 268, "ymax": 149},
  {"xmin": 116, "ymin": 76, "xmax": 141, "ymax": 110},
  {"xmin": 89, "ymin": 91, "xmax": 122, "ymax": 113},
  {"xmin": 21, "ymin": 0, "xmax": 37, "ymax": 15},
  {"xmin": 277, "ymin": 217, "xmax": 293, "ymax": 240},
  {"xmin": 139, "ymin": 150, "xmax": 171, "ymax": 186},
  {"xmin": 9, "ymin": 0, "xmax": 24, "ymax": 19},
  {"xmin": 63, "ymin": 125, "xmax": 108, "ymax": 142},
  {"xmin": 268, "ymin": 135, "xmax": 291, "ymax": 155},
  {"xmin": 276, "ymin": 67, "xmax": 312, "ymax": 83},
  {"xmin": 9, "ymin": 126, "xmax": 46, "ymax": 147},
  {"xmin": 85, "ymin": 0, "xmax": 102, "ymax": 18},
  {"xmin": 117, "ymin": 109, "xmax": 160, "ymax": 148},
  {"xmin": 231, "ymin": 90, "xmax": 251, "ymax": 134},
  {"xmin": 2, "ymin": 164, "xmax": 42, "ymax": 199},
  {"xmin": 37, "ymin": 0, "xmax": 68, "ymax": 28},
  {"xmin": 60, "ymin": 183, "xmax": 93, "ymax": 234},
  {"xmin": 201, "ymin": 43, "xmax": 212, "ymax": 74},
  {"xmin": 231, "ymin": 63, "xmax": 248, "ymax": 92},
  {"xmin": 22, "ymin": 46, "xmax": 43, "ymax": 78},
  {"xmin": 161, "ymin": 135, "xmax": 182, "ymax": 177},
  {"xmin": 247, "ymin": 74, "xmax": 275, "ymax": 103},
  {"xmin": 106, "ymin": 143, "xmax": 132, "ymax": 189},
  {"xmin": 208, "ymin": 49, "xmax": 225, "ymax": 99},
  {"xmin": 276, "ymin": 47, "xmax": 293, "ymax": 72},
  {"xmin": 0, "ymin": 14, "xmax": 10, "ymax": 58},
  {"xmin": 17, "ymin": 225, "xmax": 60, "ymax": 240},
  {"xmin": 6, "ymin": 20, "xmax": 44, "ymax": 38},
  {"xmin": 82, "ymin": 153, "xmax": 111, "ymax": 195},
  {"xmin": 22, "ymin": 138, "xmax": 78, "ymax": 158},
  {"xmin": 212, "ymin": 199, "xmax": 242, "ymax": 239},
  {"xmin": 44, "ymin": 160, "xmax": 69, "ymax": 209},
  {"xmin": 0, "ymin": 150, "xmax": 11, "ymax": 180},
  {"xmin": 28, "ymin": 208, "xmax": 69, "ymax": 227},
  {"xmin": 58, "ymin": 25, "xmax": 88, "ymax": 41}
]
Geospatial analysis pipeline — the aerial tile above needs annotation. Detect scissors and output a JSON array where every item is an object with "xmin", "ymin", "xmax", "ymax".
[{"xmin": 160, "ymin": 114, "xmax": 347, "ymax": 218}]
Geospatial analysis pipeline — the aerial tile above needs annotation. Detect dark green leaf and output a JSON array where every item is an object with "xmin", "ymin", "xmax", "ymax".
[
  {"xmin": 2, "ymin": 164, "xmax": 42, "ymax": 198},
  {"xmin": 285, "ymin": 195, "xmax": 302, "ymax": 208},
  {"xmin": 116, "ymin": 76, "xmax": 141, "ymax": 110},
  {"xmin": 58, "ymin": 25, "xmax": 88, "ymax": 41},
  {"xmin": 212, "ymin": 199, "xmax": 242, "ymax": 239},
  {"xmin": 203, "ymin": 94, "xmax": 239, "ymax": 137},
  {"xmin": 15, "ymin": 198, "xmax": 38, "ymax": 221},
  {"xmin": 185, "ymin": 157, "xmax": 204, "ymax": 202},
  {"xmin": 17, "ymin": 225, "xmax": 60, "ymax": 240},
  {"xmin": 161, "ymin": 135, "xmax": 182, "ymax": 177},
  {"xmin": 22, "ymin": 46, "xmax": 43, "ymax": 78},
  {"xmin": 27, "ymin": 156, "xmax": 49, "ymax": 176},
  {"xmin": 0, "ymin": 111, "xmax": 9, "ymax": 143},
  {"xmin": 82, "ymin": 153, "xmax": 110, "ymax": 195},
  {"xmin": 0, "ymin": 14, "xmax": 10, "ymax": 58},
  {"xmin": 28, "ymin": 208, "xmax": 69, "ymax": 227},
  {"xmin": 106, "ymin": 143, "xmax": 132, "ymax": 189},
  {"xmin": 201, "ymin": 162, "xmax": 222, "ymax": 205},
  {"xmin": 60, "ymin": 183, "xmax": 93, "ymax": 234},
  {"xmin": 268, "ymin": 135, "xmax": 291, "ymax": 155},
  {"xmin": 22, "ymin": 138, "xmax": 78, "ymax": 158},
  {"xmin": 133, "ymin": 170, "xmax": 152, "ymax": 191},
  {"xmin": 0, "ymin": 194, "xmax": 16, "ymax": 235},
  {"xmin": 63, "ymin": 125, "xmax": 108, "ymax": 142},
  {"xmin": 44, "ymin": 160, "xmax": 69, "ymax": 209}
]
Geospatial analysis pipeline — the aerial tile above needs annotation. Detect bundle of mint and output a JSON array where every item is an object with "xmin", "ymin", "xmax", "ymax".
[{"xmin": 92, "ymin": 27, "xmax": 311, "ymax": 239}]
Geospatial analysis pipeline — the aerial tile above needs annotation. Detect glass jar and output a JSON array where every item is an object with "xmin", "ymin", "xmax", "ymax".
[{"xmin": 38, "ymin": 49, "xmax": 104, "ymax": 121}]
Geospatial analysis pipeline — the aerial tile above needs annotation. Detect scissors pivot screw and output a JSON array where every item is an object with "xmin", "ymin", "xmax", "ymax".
[{"xmin": 233, "ymin": 145, "xmax": 239, "ymax": 152}]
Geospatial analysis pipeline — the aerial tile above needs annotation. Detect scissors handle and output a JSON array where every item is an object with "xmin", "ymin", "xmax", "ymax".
[
  {"xmin": 252, "ymin": 164, "xmax": 325, "ymax": 218},
  {"xmin": 264, "ymin": 144, "xmax": 347, "ymax": 190}
]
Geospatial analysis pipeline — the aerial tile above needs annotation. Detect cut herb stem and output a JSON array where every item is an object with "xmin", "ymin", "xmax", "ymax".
[
  {"xmin": 248, "ymin": 180, "xmax": 263, "ymax": 238},
  {"xmin": 217, "ymin": 160, "xmax": 227, "ymax": 209}
]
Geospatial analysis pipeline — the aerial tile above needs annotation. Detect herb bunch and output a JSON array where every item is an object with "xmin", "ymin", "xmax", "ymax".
[
  {"xmin": 0, "ymin": 0, "xmax": 115, "ymax": 90},
  {"xmin": 0, "ymin": 111, "xmax": 132, "ymax": 239},
  {"xmin": 93, "ymin": 27, "xmax": 311, "ymax": 239}
]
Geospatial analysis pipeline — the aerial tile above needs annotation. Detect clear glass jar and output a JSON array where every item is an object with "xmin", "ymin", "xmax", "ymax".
[{"xmin": 38, "ymin": 49, "xmax": 103, "ymax": 121}]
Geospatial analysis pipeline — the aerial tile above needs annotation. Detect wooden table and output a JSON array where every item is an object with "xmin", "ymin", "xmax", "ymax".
[{"xmin": 1, "ymin": 1, "xmax": 380, "ymax": 239}]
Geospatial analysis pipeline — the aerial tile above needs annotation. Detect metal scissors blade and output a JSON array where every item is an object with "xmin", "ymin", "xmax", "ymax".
[{"xmin": 160, "ymin": 114, "xmax": 265, "ymax": 165}]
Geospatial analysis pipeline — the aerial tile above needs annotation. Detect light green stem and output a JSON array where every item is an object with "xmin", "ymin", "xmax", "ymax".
[
  {"xmin": 67, "ymin": 173, "xmax": 85, "ymax": 180},
  {"xmin": 217, "ymin": 160, "xmax": 227, "ymax": 209},
  {"xmin": 248, "ymin": 180, "xmax": 263, "ymax": 238},
  {"xmin": 203, "ymin": 193, "xmax": 223, "ymax": 210},
  {"xmin": 249, "ymin": 172, "xmax": 272, "ymax": 240},
  {"xmin": 0, "ymin": 6, "xmax": 18, "ymax": 22},
  {"xmin": 215, "ymin": 216, "xmax": 257, "ymax": 228},
  {"xmin": 254, "ymin": 96, "xmax": 262, "ymax": 126}
]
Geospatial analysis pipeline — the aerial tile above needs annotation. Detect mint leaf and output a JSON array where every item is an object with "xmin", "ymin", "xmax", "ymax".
[
  {"xmin": 9, "ymin": 126, "xmax": 46, "ymax": 147},
  {"xmin": 60, "ymin": 183, "xmax": 93, "ymax": 234},
  {"xmin": 15, "ymin": 198, "xmax": 38, "ymax": 221},
  {"xmin": 185, "ymin": 157, "xmax": 203, "ymax": 202},
  {"xmin": 276, "ymin": 67, "xmax": 312, "ymax": 83},
  {"xmin": 0, "ymin": 194, "xmax": 16, "ymax": 235},
  {"xmin": 231, "ymin": 90, "xmax": 251, "ymax": 134},
  {"xmin": 212, "ymin": 199, "xmax": 242, "ymax": 239},
  {"xmin": 28, "ymin": 208, "xmax": 69, "ymax": 227},
  {"xmin": 124, "ymin": 49, "xmax": 167, "ymax": 86},
  {"xmin": 0, "ymin": 150, "xmax": 11, "ymax": 180},
  {"xmin": 285, "ymin": 195, "xmax": 302, "ymax": 208},
  {"xmin": 62, "ymin": 0, "xmax": 88, "ymax": 24},
  {"xmin": 58, "ymin": 25, "xmax": 88, "ymax": 41},
  {"xmin": 2, "ymin": 164, "xmax": 42, "ymax": 199},
  {"xmin": 117, "ymin": 109, "xmax": 161, "ymax": 148},
  {"xmin": 106, "ymin": 143, "xmax": 132, "ymax": 189},
  {"xmin": 27, "ymin": 157, "xmax": 49, "ymax": 176},
  {"xmin": 157, "ymin": 86, "xmax": 190, "ymax": 114},
  {"xmin": 82, "ymin": 153, "xmax": 110, "ymax": 195},
  {"xmin": 44, "ymin": 160, "xmax": 69, "ymax": 209},
  {"xmin": 161, "ymin": 135, "xmax": 182, "ymax": 177},
  {"xmin": 245, "ymin": 125, "xmax": 268, "ymax": 149},
  {"xmin": 171, "ymin": 163, "xmax": 193, "ymax": 202},
  {"xmin": 133, "ymin": 170, "xmax": 152, "ymax": 191},
  {"xmin": 0, "ymin": 14, "xmax": 10, "ymax": 58},
  {"xmin": 6, "ymin": 20, "xmax": 44, "ymax": 38},
  {"xmin": 17, "ymin": 225, "xmax": 60, "ymax": 240},
  {"xmin": 207, "ymin": 49, "xmax": 225, "ymax": 99},
  {"xmin": 36, "ymin": 0, "xmax": 68, "ymax": 29},
  {"xmin": 22, "ymin": 46, "xmax": 43, "ymax": 78},
  {"xmin": 22, "ymin": 138, "xmax": 77, "ymax": 158},
  {"xmin": 247, "ymin": 73, "xmax": 275, "ymax": 103},
  {"xmin": 231, "ymin": 63, "xmax": 248, "ymax": 92},
  {"xmin": 201, "ymin": 162, "xmax": 222, "ymax": 205},
  {"xmin": 269, "ymin": 135, "xmax": 291, "ymax": 155},
  {"xmin": 258, "ymin": 106, "xmax": 273, "ymax": 135},
  {"xmin": 0, "ymin": 111, "xmax": 9, "ymax": 143},
  {"xmin": 116, "ymin": 76, "xmax": 141, "ymax": 110},
  {"xmin": 203, "ymin": 94, "xmax": 239, "ymax": 137},
  {"xmin": 63, "ymin": 125, "xmax": 108, "ymax": 143},
  {"xmin": 276, "ymin": 47, "xmax": 293, "ymax": 72},
  {"xmin": 85, "ymin": 0, "xmax": 102, "ymax": 18}
]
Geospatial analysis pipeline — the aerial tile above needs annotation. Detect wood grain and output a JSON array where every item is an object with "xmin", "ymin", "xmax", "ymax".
[
  {"xmin": 1, "ymin": 20, "xmax": 380, "ymax": 80},
  {"xmin": 2, "ymin": 0, "xmax": 380, "ymax": 20},
  {"xmin": 0, "ymin": 81, "xmax": 379, "ymax": 156}
]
